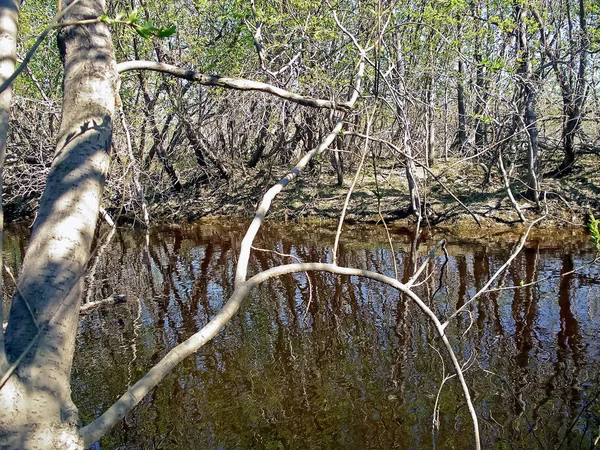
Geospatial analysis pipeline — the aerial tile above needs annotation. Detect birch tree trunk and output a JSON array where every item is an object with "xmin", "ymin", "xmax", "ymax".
[
  {"xmin": 0, "ymin": 0, "xmax": 117, "ymax": 446},
  {"xmin": 0, "ymin": 0, "xmax": 21, "ymax": 375}
]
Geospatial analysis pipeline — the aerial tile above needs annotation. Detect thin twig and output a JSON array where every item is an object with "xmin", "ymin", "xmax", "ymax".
[
  {"xmin": 0, "ymin": 266, "xmax": 40, "ymax": 389},
  {"xmin": 348, "ymin": 133, "xmax": 482, "ymax": 227},
  {"xmin": 429, "ymin": 343, "xmax": 454, "ymax": 442},
  {"xmin": 498, "ymin": 149, "xmax": 526, "ymax": 222},
  {"xmin": 333, "ymin": 104, "xmax": 376, "ymax": 264},
  {"xmin": 4, "ymin": 267, "xmax": 39, "ymax": 329},
  {"xmin": 406, "ymin": 240, "xmax": 447, "ymax": 288},
  {"xmin": 372, "ymin": 151, "xmax": 398, "ymax": 279},
  {"xmin": 432, "ymin": 243, "xmax": 449, "ymax": 300},
  {"xmin": 250, "ymin": 245, "xmax": 314, "ymax": 322},
  {"xmin": 117, "ymin": 90, "xmax": 149, "ymax": 227},
  {"xmin": 0, "ymin": 330, "xmax": 40, "ymax": 389},
  {"xmin": 484, "ymin": 256, "xmax": 600, "ymax": 292}
]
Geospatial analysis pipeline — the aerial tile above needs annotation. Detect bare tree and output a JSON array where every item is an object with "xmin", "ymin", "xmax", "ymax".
[{"xmin": 533, "ymin": 0, "xmax": 588, "ymax": 177}]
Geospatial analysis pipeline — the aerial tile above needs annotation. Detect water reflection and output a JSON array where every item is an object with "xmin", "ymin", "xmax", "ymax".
[{"xmin": 4, "ymin": 221, "xmax": 600, "ymax": 449}]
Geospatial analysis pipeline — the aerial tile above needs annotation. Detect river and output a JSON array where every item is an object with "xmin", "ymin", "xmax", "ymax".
[{"xmin": 3, "ymin": 220, "xmax": 600, "ymax": 449}]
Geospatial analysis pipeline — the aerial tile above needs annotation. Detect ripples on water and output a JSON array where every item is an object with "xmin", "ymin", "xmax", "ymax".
[{"xmin": 4, "ymin": 221, "xmax": 600, "ymax": 449}]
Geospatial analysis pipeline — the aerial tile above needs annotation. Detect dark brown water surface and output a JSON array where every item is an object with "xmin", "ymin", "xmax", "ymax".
[{"xmin": 4, "ymin": 221, "xmax": 600, "ymax": 449}]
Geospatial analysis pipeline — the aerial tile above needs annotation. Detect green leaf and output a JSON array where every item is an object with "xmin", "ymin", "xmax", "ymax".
[
  {"xmin": 588, "ymin": 213, "xmax": 600, "ymax": 251},
  {"xmin": 127, "ymin": 8, "xmax": 140, "ymax": 24},
  {"xmin": 135, "ymin": 25, "xmax": 153, "ymax": 38},
  {"xmin": 156, "ymin": 25, "xmax": 177, "ymax": 38}
]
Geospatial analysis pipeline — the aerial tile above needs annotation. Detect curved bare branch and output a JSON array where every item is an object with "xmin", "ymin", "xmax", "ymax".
[
  {"xmin": 80, "ymin": 262, "xmax": 480, "ymax": 450},
  {"xmin": 117, "ymin": 60, "xmax": 355, "ymax": 112},
  {"xmin": 234, "ymin": 58, "xmax": 365, "ymax": 286}
]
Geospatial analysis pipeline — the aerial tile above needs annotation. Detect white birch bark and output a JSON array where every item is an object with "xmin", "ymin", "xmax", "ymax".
[
  {"xmin": 0, "ymin": 0, "xmax": 117, "ymax": 447},
  {"xmin": 0, "ymin": 0, "xmax": 21, "ymax": 374}
]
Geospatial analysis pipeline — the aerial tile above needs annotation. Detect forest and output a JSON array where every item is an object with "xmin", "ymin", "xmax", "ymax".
[
  {"xmin": 0, "ymin": 0, "xmax": 599, "ymax": 448},
  {"xmin": 2, "ymin": 0, "xmax": 599, "ymax": 225}
]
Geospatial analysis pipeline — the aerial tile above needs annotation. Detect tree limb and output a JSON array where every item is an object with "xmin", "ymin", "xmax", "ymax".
[
  {"xmin": 234, "ymin": 58, "xmax": 365, "ymax": 286},
  {"xmin": 79, "ymin": 262, "xmax": 480, "ymax": 450},
  {"xmin": 117, "ymin": 60, "xmax": 354, "ymax": 112}
]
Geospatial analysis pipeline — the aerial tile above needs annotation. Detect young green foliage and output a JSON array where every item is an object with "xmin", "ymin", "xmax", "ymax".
[
  {"xmin": 99, "ymin": 9, "xmax": 176, "ymax": 39},
  {"xmin": 588, "ymin": 214, "xmax": 600, "ymax": 251}
]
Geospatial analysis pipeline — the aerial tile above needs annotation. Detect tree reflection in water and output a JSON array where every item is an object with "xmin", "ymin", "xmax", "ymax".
[{"xmin": 4, "ymin": 221, "xmax": 598, "ymax": 449}]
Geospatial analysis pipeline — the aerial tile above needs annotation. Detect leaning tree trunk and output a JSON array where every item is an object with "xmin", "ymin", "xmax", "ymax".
[
  {"xmin": 247, "ymin": 124, "xmax": 269, "ymax": 168},
  {"xmin": 0, "ymin": 0, "xmax": 21, "ymax": 375},
  {"xmin": 0, "ymin": 0, "xmax": 117, "ymax": 447},
  {"xmin": 558, "ymin": 103, "xmax": 580, "ymax": 176}
]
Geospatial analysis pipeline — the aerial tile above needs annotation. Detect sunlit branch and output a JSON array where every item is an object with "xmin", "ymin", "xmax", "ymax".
[
  {"xmin": 117, "ymin": 60, "xmax": 355, "ymax": 112},
  {"xmin": 333, "ymin": 104, "xmax": 376, "ymax": 265},
  {"xmin": 234, "ymin": 58, "xmax": 365, "ymax": 287},
  {"xmin": 498, "ymin": 149, "xmax": 527, "ymax": 222},
  {"xmin": 80, "ymin": 262, "xmax": 481, "ymax": 450},
  {"xmin": 485, "ymin": 256, "xmax": 600, "ymax": 292}
]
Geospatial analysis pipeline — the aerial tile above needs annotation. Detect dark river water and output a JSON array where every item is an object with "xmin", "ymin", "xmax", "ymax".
[{"xmin": 4, "ymin": 221, "xmax": 600, "ymax": 449}]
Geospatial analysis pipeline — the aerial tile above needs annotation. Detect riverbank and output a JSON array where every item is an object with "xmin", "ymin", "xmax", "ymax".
[
  {"xmin": 6, "ymin": 153, "xmax": 600, "ymax": 238},
  {"xmin": 142, "ymin": 154, "xmax": 598, "ymax": 236}
]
